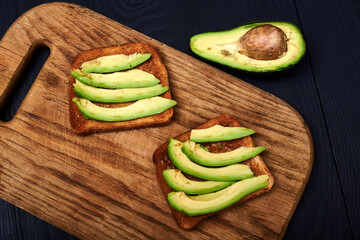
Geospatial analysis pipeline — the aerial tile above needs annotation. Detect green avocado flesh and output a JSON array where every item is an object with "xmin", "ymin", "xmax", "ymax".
[
  {"xmin": 163, "ymin": 169, "xmax": 234, "ymax": 195},
  {"xmin": 73, "ymin": 80, "xmax": 168, "ymax": 103},
  {"xmin": 190, "ymin": 21, "xmax": 306, "ymax": 72},
  {"xmin": 71, "ymin": 69, "xmax": 160, "ymax": 89},
  {"xmin": 72, "ymin": 96, "xmax": 176, "ymax": 121},
  {"xmin": 168, "ymin": 175, "xmax": 269, "ymax": 216},
  {"xmin": 167, "ymin": 139, "xmax": 254, "ymax": 181},
  {"xmin": 81, "ymin": 53, "xmax": 151, "ymax": 73},
  {"xmin": 190, "ymin": 125, "xmax": 255, "ymax": 142},
  {"xmin": 182, "ymin": 140, "xmax": 266, "ymax": 167}
]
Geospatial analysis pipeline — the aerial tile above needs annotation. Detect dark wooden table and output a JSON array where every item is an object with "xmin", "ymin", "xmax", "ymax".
[{"xmin": 0, "ymin": 0, "xmax": 358, "ymax": 239}]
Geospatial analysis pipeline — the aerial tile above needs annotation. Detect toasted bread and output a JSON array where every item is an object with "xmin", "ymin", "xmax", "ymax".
[
  {"xmin": 153, "ymin": 115, "xmax": 274, "ymax": 230},
  {"xmin": 68, "ymin": 43, "xmax": 173, "ymax": 135}
]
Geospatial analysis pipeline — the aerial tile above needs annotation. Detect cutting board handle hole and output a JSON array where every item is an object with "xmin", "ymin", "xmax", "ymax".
[{"xmin": 0, "ymin": 44, "xmax": 50, "ymax": 122}]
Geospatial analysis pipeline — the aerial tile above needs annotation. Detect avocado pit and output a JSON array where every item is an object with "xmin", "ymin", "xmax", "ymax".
[{"xmin": 239, "ymin": 24, "xmax": 288, "ymax": 60}]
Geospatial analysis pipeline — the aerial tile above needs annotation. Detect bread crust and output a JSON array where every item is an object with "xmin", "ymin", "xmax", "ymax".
[
  {"xmin": 68, "ymin": 43, "xmax": 173, "ymax": 135},
  {"xmin": 153, "ymin": 115, "xmax": 274, "ymax": 230}
]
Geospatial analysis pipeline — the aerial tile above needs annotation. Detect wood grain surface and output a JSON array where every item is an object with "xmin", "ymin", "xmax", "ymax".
[{"xmin": 0, "ymin": 3, "xmax": 313, "ymax": 239}]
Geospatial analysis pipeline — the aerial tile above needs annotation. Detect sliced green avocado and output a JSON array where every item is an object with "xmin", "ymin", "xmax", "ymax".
[
  {"xmin": 71, "ymin": 69, "xmax": 160, "ymax": 89},
  {"xmin": 188, "ymin": 186, "xmax": 232, "ymax": 201},
  {"xmin": 168, "ymin": 175, "xmax": 269, "ymax": 216},
  {"xmin": 163, "ymin": 169, "xmax": 234, "ymax": 195},
  {"xmin": 73, "ymin": 80, "xmax": 168, "ymax": 103},
  {"xmin": 190, "ymin": 125, "xmax": 255, "ymax": 142},
  {"xmin": 72, "ymin": 96, "xmax": 176, "ymax": 121},
  {"xmin": 81, "ymin": 53, "xmax": 151, "ymax": 73},
  {"xmin": 190, "ymin": 21, "xmax": 306, "ymax": 72},
  {"xmin": 182, "ymin": 140, "xmax": 266, "ymax": 167},
  {"xmin": 167, "ymin": 139, "xmax": 254, "ymax": 181}
]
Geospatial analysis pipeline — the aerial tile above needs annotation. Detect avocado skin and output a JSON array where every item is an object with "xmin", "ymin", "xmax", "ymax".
[
  {"xmin": 167, "ymin": 175, "xmax": 269, "ymax": 216},
  {"xmin": 190, "ymin": 125, "xmax": 255, "ymax": 142},
  {"xmin": 72, "ymin": 96, "xmax": 176, "ymax": 122},
  {"xmin": 163, "ymin": 169, "xmax": 234, "ymax": 195},
  {"xmin": 73, "ymin": 80, "xmax": 168, "ymax": 103},
  {"xmin": 167, "ymin": 138, "xmax": 254, "ymax": 181},
  {"xmin": 71, "ymin": 69, "xmax": 160, "ymax": 89},
  {"xmin": 81, "ymin": 53, "xmax": 151, "ymax": 73},
  {"xmin": 182, "ymin": 140, "xmax": 266, "ymax": 167},
  {"xmin": 190, "ymin": 21, "xmax": 306, "ymax": 72}
]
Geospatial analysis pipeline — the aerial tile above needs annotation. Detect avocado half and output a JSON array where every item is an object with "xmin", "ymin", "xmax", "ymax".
[{"xmin": 190, "ymin": 21, "xmax": 306, "ymax": 72}]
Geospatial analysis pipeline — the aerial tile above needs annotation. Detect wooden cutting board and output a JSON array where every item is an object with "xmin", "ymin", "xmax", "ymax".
[{"xmin": 0, "ymin": 3, "xmax": 313, "ymax": 239}]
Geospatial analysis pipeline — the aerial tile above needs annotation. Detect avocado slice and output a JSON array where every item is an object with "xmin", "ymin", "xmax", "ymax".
[
  {"xmin": 168, "ymin": 175, "xmax": 269, "ymax": 216},
  {"xmin": 190, "ymin": 125, "xmax": 255, "ymax": 142},
  {"xmin": 81, "ymin": 53, "xmax": 151, "ymax": 73},
  {"xmin": 163, "ymin": 169, "xmax": 234, "ymax": 195},
  {"xmin": 188, "ymin": 186, "xmax": 233, "ymax": 201},
  {"xmin": 167, "ymin": 138, "xmax": 254, "ymax": 181},
  {"xmin": 73, "ymin": 80, "xmax": 168, "ymax": 103},
  {"xmin": 190, "ymin": 22, "xmax": 306, "ymax": 72},
  {"xmin": 71, "ymin": 69, "xmax": 160, "ymax": 89},
  {"xmin": 182, "ymin": 140, "xmax": 266, "ymax": 167},
  {"xmin": 72, "ymin": 96, "xmax": 176, "ymax": 121}
]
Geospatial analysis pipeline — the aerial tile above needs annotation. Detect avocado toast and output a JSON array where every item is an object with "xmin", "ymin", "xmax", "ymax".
[
  {"xmin": 68, "ymin": 43, "xmax": 175, "ymax": 135},
  {"xmin": 153, "ymin": 115, "xmax": 274, "ymax": 229}
]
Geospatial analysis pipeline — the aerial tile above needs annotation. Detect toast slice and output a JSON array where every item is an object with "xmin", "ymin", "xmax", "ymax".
[
  {"xmin": 68, "ymin": 43, "xmax": 173, "ymax": 135},
  {"xmin": 153, "ymin": 115, "xmax": 274, "ymax": 230}
]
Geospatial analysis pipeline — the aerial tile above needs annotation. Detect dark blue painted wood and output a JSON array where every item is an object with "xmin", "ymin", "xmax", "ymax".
[
  {"xmin": 91, "ymin": 0, "xmax": 200, "ymax": 53},
  {"xmin": 295, "ymin": 0, "xmax": 360, "ymax": 239},
  {"xmin": 0, "ymin": 0, "xmax": 358, "ymax": 239}
]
